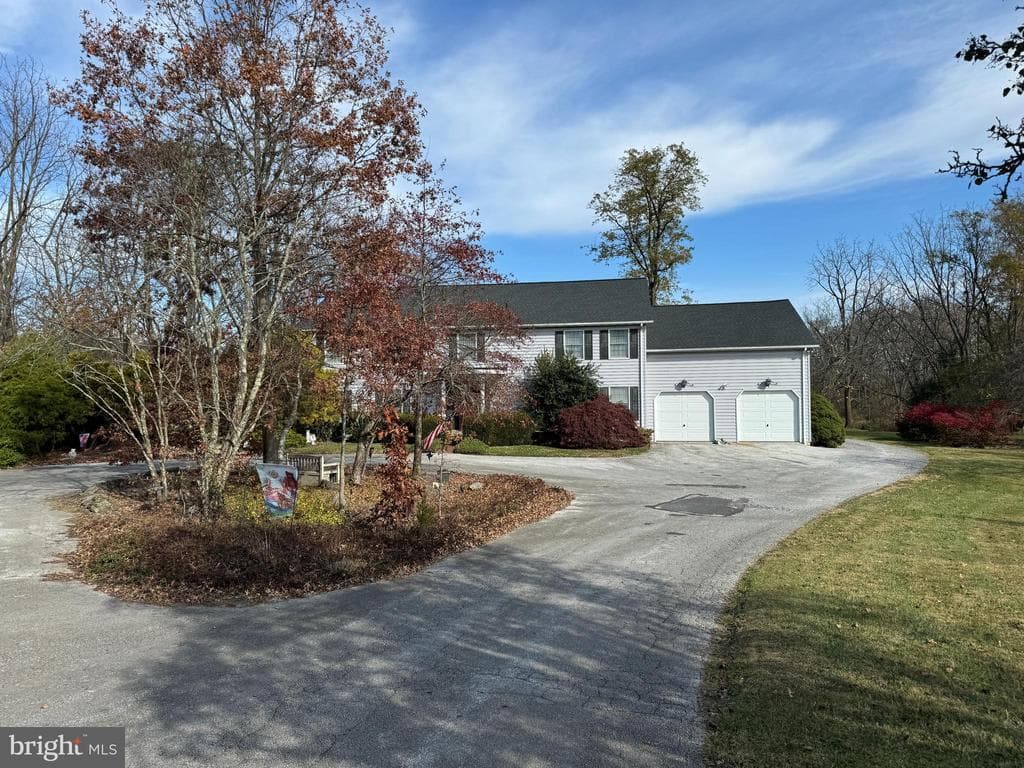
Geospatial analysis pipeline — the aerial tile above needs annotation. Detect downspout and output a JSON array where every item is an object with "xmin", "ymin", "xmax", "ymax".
[
  {"xmin": 639, "ymin": 324, "xmax": 647, "ymax": 428},
  {"xmin": 801, "ymin": 347, "xmax": 810, "ymax": 444}
]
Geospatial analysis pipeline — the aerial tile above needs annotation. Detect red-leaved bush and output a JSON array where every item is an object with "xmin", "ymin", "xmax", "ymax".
[
  {"xmin": 896, "ymin": 401, "xmax": 1019, "ymax": 447},
  {"xmin": 555, "ymin": 395, "xmax": 647, "ymax": 449}
]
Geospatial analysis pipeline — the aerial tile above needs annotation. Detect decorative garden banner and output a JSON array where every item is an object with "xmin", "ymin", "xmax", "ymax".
[{"xmin": 254, "ymin": 464, "xmax": 300, "ymax": 518}]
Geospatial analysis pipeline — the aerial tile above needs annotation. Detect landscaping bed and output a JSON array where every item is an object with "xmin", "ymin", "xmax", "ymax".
[
  {"xmin": 58, "ymin": 468, "xmax": 571, "ymax": 605},
  {"xmin": 455, "ymin": 441, "xmax": 649, "ymax": 458},
  {"xmin": 702, "ymin": 438, "xmax": 1024, "ymax": 768}
]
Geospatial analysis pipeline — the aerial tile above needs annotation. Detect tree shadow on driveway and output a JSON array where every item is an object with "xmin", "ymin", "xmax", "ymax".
[{"xmin": 128, "ymin": 544, "xmax": 711, "ymax": 768}]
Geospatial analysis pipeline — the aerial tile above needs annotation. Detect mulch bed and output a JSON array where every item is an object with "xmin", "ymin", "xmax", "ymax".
[{"xmin": 53, "ymin": 469, "xmax": 572, "ymax": 605}]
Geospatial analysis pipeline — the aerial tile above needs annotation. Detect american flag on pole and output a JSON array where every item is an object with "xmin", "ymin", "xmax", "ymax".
[{"xmin": 422, "ymin": 419, "xmax": 447, "ymax": 452}]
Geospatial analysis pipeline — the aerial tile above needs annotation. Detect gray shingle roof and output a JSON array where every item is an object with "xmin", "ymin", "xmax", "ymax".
[
  {"xmin": 647, "ymin": 300, "xmax": 817, "ymax": 350},
  {"xmin": 441, "ymin": 277, "xmax": 653, "ymax": 325}
]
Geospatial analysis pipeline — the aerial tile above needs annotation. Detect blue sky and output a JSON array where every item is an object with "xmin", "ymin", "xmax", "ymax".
[{"xmin": 2, "ymin": 0, "xmax": 1019, "ymax": 306}]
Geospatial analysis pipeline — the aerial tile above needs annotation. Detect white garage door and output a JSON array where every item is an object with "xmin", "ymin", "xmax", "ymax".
[
  {"xmin": 654, "ymin": 392, "xmax": 714, "ymax": 441},
  {"xmin": 737, "ymin": 391, "xmax": 799, "ymax": 442}
]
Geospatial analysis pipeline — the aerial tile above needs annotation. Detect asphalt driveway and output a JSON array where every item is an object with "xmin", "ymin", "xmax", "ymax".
[{"xmin": 0, "ymin": 440, "xmax": 924, "ymax": 768}]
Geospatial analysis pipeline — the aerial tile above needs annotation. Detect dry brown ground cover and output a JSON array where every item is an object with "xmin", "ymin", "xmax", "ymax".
[{"xmin": 57, "ymin": 469, "xmax": 571, "ymax": 605}]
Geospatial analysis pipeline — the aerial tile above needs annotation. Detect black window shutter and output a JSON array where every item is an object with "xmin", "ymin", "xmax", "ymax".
[
  {"xmin": 629, "ymin": 386, "xmax": 639, "ymax": 419},
  {"xmin": 629, "ymin": 328, "xmax": 640, "ymax": 359},
  {"xmin": 449, "ymin": 335, "xmax": 457, "ymax": 360},
  {"xmin": 476, "ymin": 332, "xmax": 486, "ymax": 363},
  {"xmin": 584, "ymin": 330, "xmax": 593, "ymax": 360},
  {"xmin": 554, "ymin": 331, "xmax": 564, "ymax": 358},
  {"xmin": 599, "ymin": 330, "xmax": 609, "ymax": 359}
]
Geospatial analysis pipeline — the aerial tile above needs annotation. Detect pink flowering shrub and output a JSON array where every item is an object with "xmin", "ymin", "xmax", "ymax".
[{"xmin": 897, "ymin": 401, "xmax": 1019, "ymax": 447}]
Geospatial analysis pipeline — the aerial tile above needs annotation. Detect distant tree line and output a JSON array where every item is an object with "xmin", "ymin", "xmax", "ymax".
[{"xmin": 806, "ymin": 201, "xmax": 1024, "ymax": 428}]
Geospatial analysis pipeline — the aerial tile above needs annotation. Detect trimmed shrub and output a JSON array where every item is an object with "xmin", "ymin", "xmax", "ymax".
[
  {"xmin": 810, "ymin": 392, "xmax": 846, "ymax": 448},
  {"xmin": 454, "ymin": 437, "xmax": 489, "ymax": 455},
  {"xmin": 524, "ymin": 351, "xmax": 600, "ymax": 431},
  {"xmin": 897, "ymin": 401, "xmax": 1018, "ymax": 447},
  {"xmin": 284, "ymin": 429, "xmax": 306, "ymax": 451},
  {"xmin": 462, "ymin": 411, "xmax": 535, "ymax": 446},
  {"xmin": 0, "ymin": 442, "xmax": 25, "ymax": 468},
  {"xmin": 555, "ymin": 395, "xmax": 647, "ymax": 449}
]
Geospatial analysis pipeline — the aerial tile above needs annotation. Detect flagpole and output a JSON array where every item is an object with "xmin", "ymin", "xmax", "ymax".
[{"xmin": 437, "ymin": 420, "xmax": 447, "ymax": 517}]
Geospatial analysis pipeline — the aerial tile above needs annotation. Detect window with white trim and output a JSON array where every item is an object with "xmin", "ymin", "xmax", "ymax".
[
  {"xmin": 608, "ymin": 328, "xmax": 629, "ymax": 358},
  {"xmin": 607, "ymin": 386, "xmax": 630, "ymax": 407},
  {"xmin": 564, "ymin": 329, "xmax": 585, "ymax": 359},
  {"xmin": 457, "ymin": 332, "xmax": 478, "ymax": 360}
]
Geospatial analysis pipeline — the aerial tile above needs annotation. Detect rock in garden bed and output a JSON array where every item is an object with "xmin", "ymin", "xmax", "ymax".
[{"xmin": 56, "ymin": 469, "xmax": 572, "ymax": 605}]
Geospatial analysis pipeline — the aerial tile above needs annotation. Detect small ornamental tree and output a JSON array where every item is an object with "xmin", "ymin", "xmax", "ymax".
[
  {"xmin": 524, "ymin": 351, "xmax": 600, "ymax": 432},
  {"xmin": 555, "ymin": 395, "xmax": 646, "ymax": 449},
  {"xmin": 367, "ymin": 406, "xmax": 420, "ymax": 529},
  {"xmin": 810, "ymin": 392, "xmax": 846, "ymax": 448},
  {"xmin": 392, "ymin": 165, "xmax": 521, "ymax": 475}
]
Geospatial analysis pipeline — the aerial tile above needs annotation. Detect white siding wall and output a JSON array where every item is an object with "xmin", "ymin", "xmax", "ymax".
[
  {"xmin": 496, "ymin": 326, "xmax": 643, "ymax": 389},
  {"xmin": 644, "ymin": 349, "xmax": 811, "ymax": 442}
]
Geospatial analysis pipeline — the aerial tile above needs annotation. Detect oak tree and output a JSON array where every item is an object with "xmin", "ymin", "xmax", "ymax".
[{"xmin": 589, "ymin": 143, "xmax": 707, "ymax": 304}]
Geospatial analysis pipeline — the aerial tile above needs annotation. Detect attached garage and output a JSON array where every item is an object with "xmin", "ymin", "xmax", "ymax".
[
  {"xmin": 654, "ymin": 391, "xmax": 714, "ymax": 442},
  {"xmin": 736, "ymin": 390, "xmax": 799, "ymax": 442},
  {"xmin": 642, "ymin": 301, "xmax": 818, "ymax": 445}
]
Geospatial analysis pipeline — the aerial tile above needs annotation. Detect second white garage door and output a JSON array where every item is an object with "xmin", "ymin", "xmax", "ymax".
[
  {"xmin": 737, "ymin": 390, "xmax": 799, "ymax": 441},
  {"xmin": 654, "ymin": 392, "xmax": 714, "ymax": 441}
]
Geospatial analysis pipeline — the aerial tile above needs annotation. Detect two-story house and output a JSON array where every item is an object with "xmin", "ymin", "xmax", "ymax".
[{"xmin": 442, "ymin": 277, "xmax": 818, "ymax": 444}]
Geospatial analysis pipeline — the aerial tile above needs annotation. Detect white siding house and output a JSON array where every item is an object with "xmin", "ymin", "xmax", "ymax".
[{"xmin": 444, "ymin": 279, "xmax": 818, "ymax": 445}]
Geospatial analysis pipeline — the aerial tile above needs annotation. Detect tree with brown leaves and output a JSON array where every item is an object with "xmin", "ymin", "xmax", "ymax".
[
  {"xmin": 56, "ymin": 0, "xmax": 422, "ymax": 513},
  {"xmin": 392, "ymin": 165, "xmax": 520, "ymax": 475}
]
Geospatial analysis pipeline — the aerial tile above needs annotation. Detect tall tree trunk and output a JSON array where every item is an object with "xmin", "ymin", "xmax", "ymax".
[
  {"xmin": 262, "ymin": 426, "xmax": 283, "ymax": 463},
  {"xmin": 843, "ymin": 383, "xmax": 854, "ymax": 428},
  {"xmin": 351, "ymin": 438, "xmax": 371, "ymax": 485},
  {"xmin": 0, "ymin": 294, "xmax": 14, "ymax": 345},
  {"xmin": 411, "ymin": 387, "xmax": 424, "ymax": 476}
]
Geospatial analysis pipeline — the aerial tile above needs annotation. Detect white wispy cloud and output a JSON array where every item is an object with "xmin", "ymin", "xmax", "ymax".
[
  {"xmin": 395, "ymin": 2, "xmax": 1017, "ymax": 236},
  {"xmin": 0, "ymin": 0, "xmax": 40, "ymax": 51}
]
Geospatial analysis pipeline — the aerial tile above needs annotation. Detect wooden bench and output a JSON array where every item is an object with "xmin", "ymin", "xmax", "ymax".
[{"xmin": 289, "ymin": 454, "xmax": 341, "ymax": 483}]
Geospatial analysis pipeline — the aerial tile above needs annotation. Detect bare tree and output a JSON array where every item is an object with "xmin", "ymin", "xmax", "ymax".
[
  {"xmin": 887, "ymin": 211, "xmax": 995, "ymax": 369},
  {"xmin": 807, "ymin": 239, "xmax": 885, "ymax": 426},
  {"xmin": 0, "ymin": 56, "xmax": 70, "ymax": 343}
]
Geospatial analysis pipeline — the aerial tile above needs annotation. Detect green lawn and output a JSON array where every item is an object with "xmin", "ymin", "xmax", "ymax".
[
  {"xmin": 703, "ymin": 438, "xmax": 1024, "ymax": 768},
  {"xmin": 290, "ymin": 441, "xmax": 383, "ymax": 456},
  {"xmin": 846, "ymin": 427, "xmax": 904, "ymax": 443},
  {"xmin": 455, "ymin": 443, "xmax": 650, "ymax": 458}
]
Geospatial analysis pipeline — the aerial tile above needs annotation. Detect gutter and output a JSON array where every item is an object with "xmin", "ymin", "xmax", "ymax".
[
  {"xmin": 647, "ymin": 344, "xmax": 820, "ymax": 353},
  {"xmin": 518, "ymin": 320, "xmax": 654, "ymax": 328}
]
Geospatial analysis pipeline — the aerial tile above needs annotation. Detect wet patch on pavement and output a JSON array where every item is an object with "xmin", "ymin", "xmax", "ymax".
[{"xmin": 649, "ymin": 493, "xmax": 748, "ymax": 517}]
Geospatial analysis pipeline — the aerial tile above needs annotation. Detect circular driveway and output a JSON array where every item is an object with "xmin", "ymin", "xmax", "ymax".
[{"xmin": 0, "ymin": 440, "xmax": 924, "ymax": 767}]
